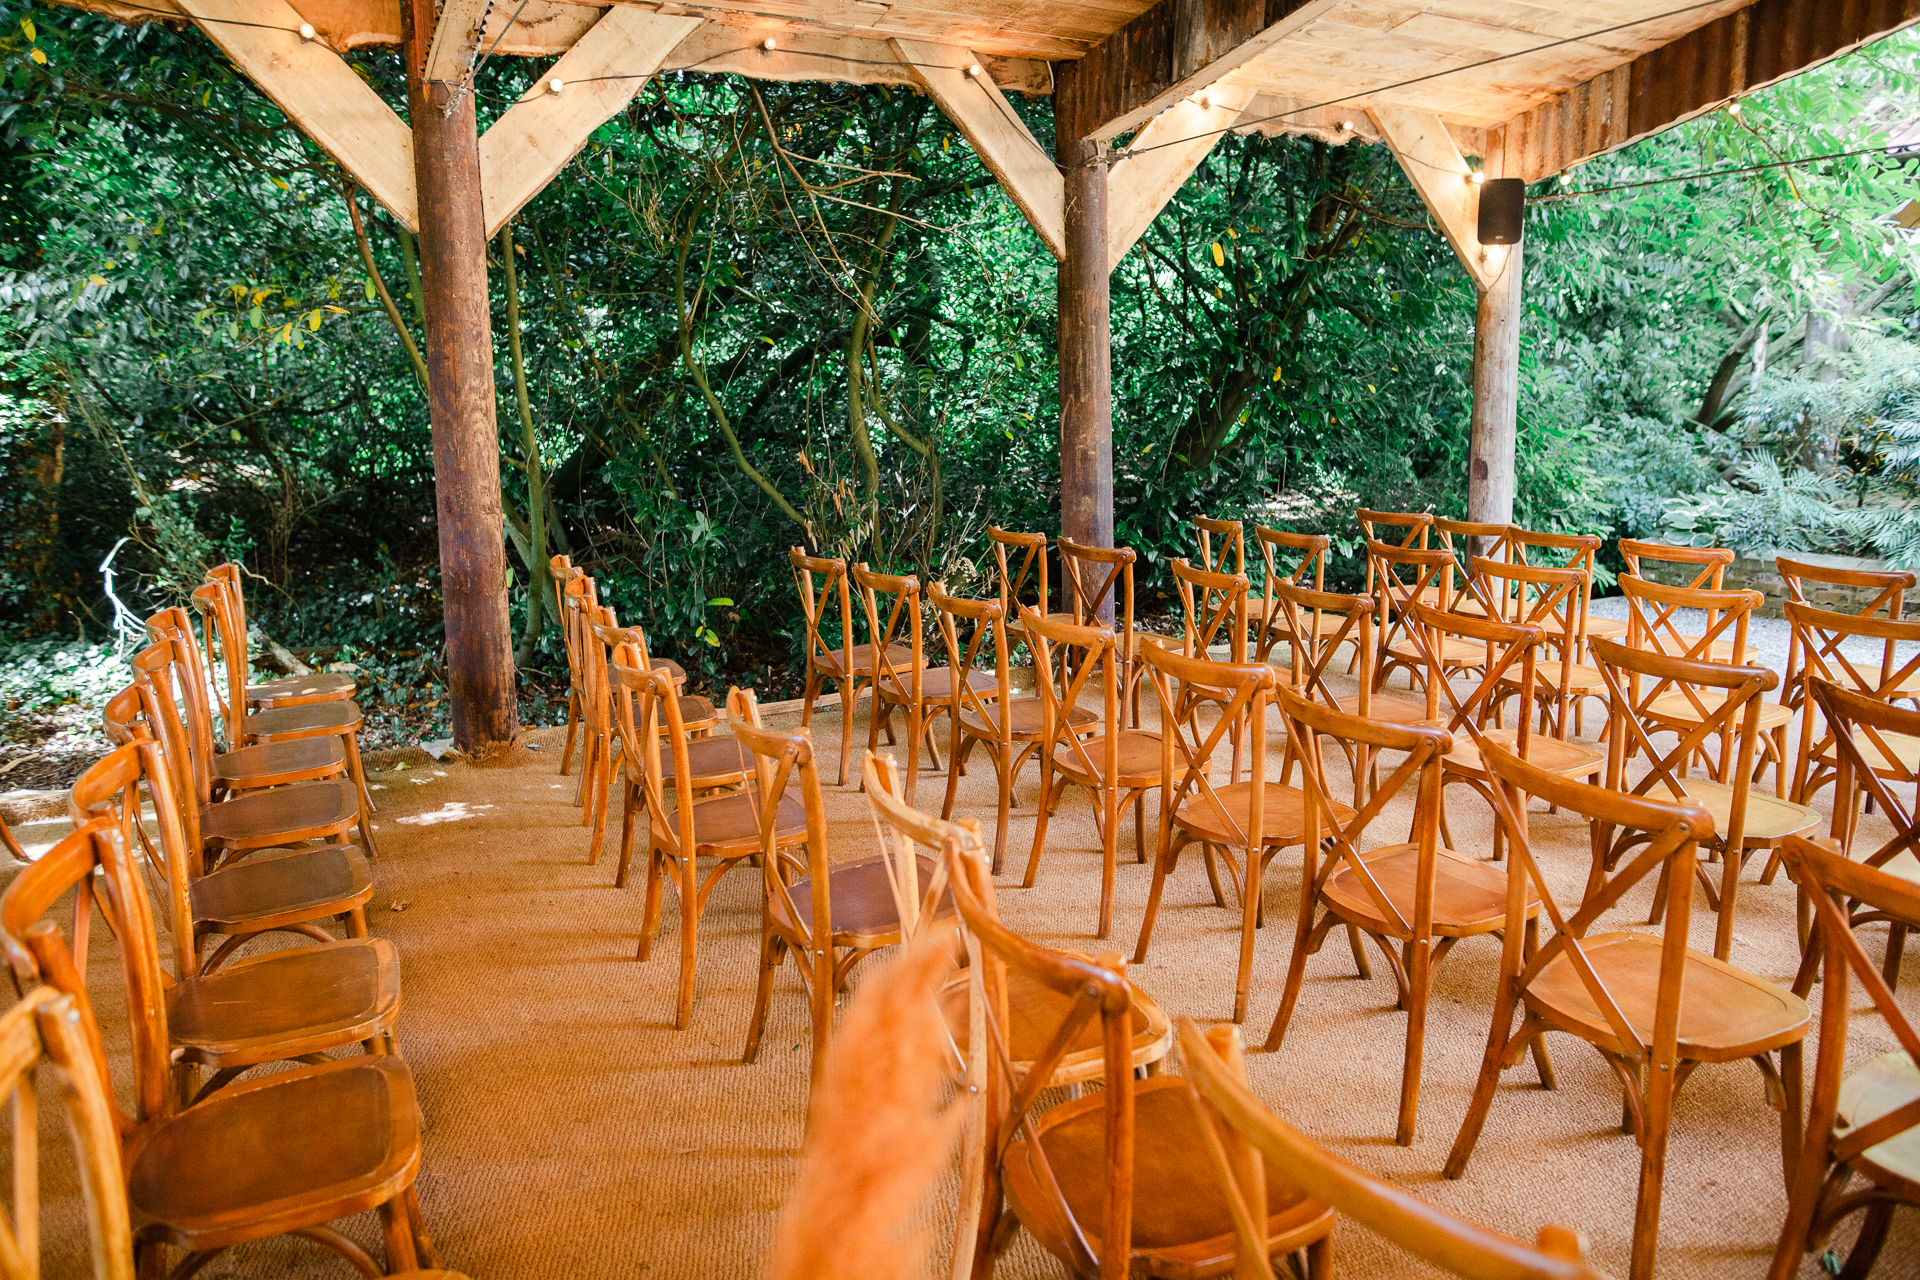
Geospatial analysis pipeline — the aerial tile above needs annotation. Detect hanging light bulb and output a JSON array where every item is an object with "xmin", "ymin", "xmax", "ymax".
[
  {"xmin": 1728, "ymin": 100, "xmax": 1743, "ymax": 116},
  {"xmin": 1559, "ymin": 171, "xmax": 1573, "ymax": 185},
  {"xmin": 966, "ymin": 63, "xmax": 983, "ymax": 78},
  {"xmin": 762, "ymin": 36, "xmax": 778, "ymax": 51},
  {"xmin": 1196, "ymin": 92, "xmax": 1214, "ymax": 110},
  {"xmin": 1469, "ymin": 170, "xmax": 1486, "ymax": 185},
  {"xmin": 548, "ymin": 77, "xmax": 565, "ymax": 94},
  {"xmin": 298, "ymin": 22, "xmax": 316, "ymax": 39}
]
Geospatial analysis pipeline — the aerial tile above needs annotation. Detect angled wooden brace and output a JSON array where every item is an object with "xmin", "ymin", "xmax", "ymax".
[
  {"xmin": 1106, "ymin": 84, "xmax": 1256, "ymax": 272},
  {"xmin": 174, "ymin": 0, "xmax": 417, "ymax": 229},
  {"xmin": 1367, "ymin": 106, "xmax": 1505, "ymax": 294}
]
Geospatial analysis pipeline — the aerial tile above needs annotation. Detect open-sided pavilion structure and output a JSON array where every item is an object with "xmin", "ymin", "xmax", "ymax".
[{"xmin": 48, "ymin": 0, "xmax": 1920, "ymax": 752}]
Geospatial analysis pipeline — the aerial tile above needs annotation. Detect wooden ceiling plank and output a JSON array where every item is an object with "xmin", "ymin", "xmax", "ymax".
[
  {"xmin": 479, "ymin": 8, "xmax": 702, "ymax": 235},
  {"xmin": 1107, "ymin": 82, "xmax": 1255, "ymax": 269},
  {"xmin": 171, "ymin": 0, "xmax": 419, "ymax": 229},
  {"xmin": 1367, "ymin": 104, "xmax": 1501, "ymax": 291},
  {"xmin": 889, "ymin": 36, "xmax": 1066, "ymax": 256}
]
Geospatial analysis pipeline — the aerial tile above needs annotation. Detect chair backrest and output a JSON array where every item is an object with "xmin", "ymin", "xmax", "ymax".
[
  {"xmin": 1022, "ymin": 608, "xmax": 1123, "ymax": 780},
  {"xmin": 1786, "ymin": 600, "xmax": 1920, "ymax": 703},
  {"xmin": 1779, "ymin": 557, "xmax": 1916, "ymax": 710},
  {"xmin": 1268, "ymin": 579, "xmax": 1374, "ymax": 712},
  {"xmin": 861, "ymin": 752, "xmax": 969, "ymax": 941},
  {"xmin": 1193, "ymin": 516, "xmax": 1246, "ymax": 578},
  {"xmin": 790, "ymin": 547, "xmax": 856, "ymax": 675},
  {"xmin": 1169, "ymin": 557, "xmax": 1249, "ymax": 663},
  {"xmin": 611, "ymin": 654, "xmax": 697, "ymax": 862},
  {"xmin": 1356, "ymin": 509, "xmax": 1431, "ymax": 549},
  {"xmin": 1277, "ymin": 685, "xmax": 1451, "ymax": 943},
  {"xmin": 143, "ymin": 606, "xmax": 224, "ymax": 781},
  {"xmin": 1478, "ymin": 738, "xmax": 1714, "ymax": 1074},
  {"xmin": 188, "ymin": 577, "xmax": 248, "ymax": 742},
  {"xmin": 1175, "ymin": 1018, "xmax": 1602, "ymax": 1280},
  {"xmin": 125, "ymin": 638, "xmax": 212, "ymax": 851},
  {"xmin": 1591, "ymin": 636, "xmax": 1775, "ymax": 832},
  {"xmin": 987, "ymin": 528, "xmax": 1051, "ymax": 623},
  {"xmin": 1403, "ymin": 599, "xmax": 1541, "ymax": 749},
  {"xmin": 550, "ymin": 557, "xmax": 586, "ymax": 694},
  {"xmin": 928, "ymin": 585, "xmax": 1013, "ymax": 746},
  {"xmin": 1620, "ymin": 573, "xmax": 1758, "ymax": 664},
  {"xmin": 1057, "ymin": 536, "xmax": 1135, "ymax": 636},
  {"xmin": 1364, "ymin": 540, "xmax": 1453, "ymax": 661},
  {"xmin": 1252, "ymin": 526, "xmax": 1327, "ymax": 595},
  {"xmin": 1140, "ymin": 643, "xmax": 1275, "ymax": 846},
  {"xmin": 1812, "ymin": 679, "xmax": 1920, "ymax": 869},
  {"xmin": 945, "ymin": 812, "xmax": 1136, "ymax": 1280},
  {"xmin": 1435, "ymin": 518, "xmax": 1512, "ymax": 608},
  {"xmin": 1506, "ymin": 529, "xmax": 1600, "ymax": 630},
  {"xmin": 851, "ymin": 562, "xmax": 924, "ymax": 705},
  {"xmin": 1778, "ymin": 835, "xmax": 1920, "ymax": 1174},
  {"xmin": 1471, "ymin": 556, "xmax": 1589, "ymax": 661},
  {"xmin": 2, "ymin": 814, "xmax": 174, "ymax": 1132},
  {"xmin": 1619, "ymin": 538, "xmax": 1732, "ymax": 591},
  {"xmin": 0, "ymin": 983, "xmax": 137, "ymax": 1280}
]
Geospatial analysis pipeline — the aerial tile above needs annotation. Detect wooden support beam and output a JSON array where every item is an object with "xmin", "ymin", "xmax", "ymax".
[
  {"xmin": 479, "ymin": 9, "xmax": 701, "ymax": 236},
  {"xmin": 1054, "ymin": 0, "xmax": 1342, "ymax": 143},
  {"xmin": 405, "ymin": 0, "xmax": 518, "ymax": 755},
  {"xmin": 1106, "ymin": 83, "xmax": 1255, "ymax": 271},
  {"xmin": 892, "ymin": 38, "xmax": 1065, "ymax": 259},
  {"xmin": 173, "ymin": 0, "xmax": 417, "ymax": 229},
  {"xmin": 421, "ymin": 0, "xmax": 491, "ymax": 92},
  {"xmin": 666, "ymin": 29, "xmax": 1053, "ymax": 95},
  {"xmin": 1056, "ymin": 61, "xmax": 1114, "ymax": 562},
  {"xmin": 1367, "ymin": 106, "xmax": 1503, "ymax": 295},
  {"xmin": 1492, "ymin": 0, "xmax": 1920, "ymax": 181}
]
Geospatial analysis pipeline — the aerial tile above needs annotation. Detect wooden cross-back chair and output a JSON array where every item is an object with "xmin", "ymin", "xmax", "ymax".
[
  {"xmin": 1193, "ymin": 515, "xmax": 1247, "ymax": 578},
  {"xmin": 0, "ymin": 984, "xmax": 137, "ymax": 1280},
  {"xmin": 201, "ymin": 562, "xmax": 357, "ymax": 709},
  {"xmin": 1476, "ymin": 555, "xmax": 1606, "ymax": 740},
  {"xmin": 1809, "ymin": 678, "xmax": 1920, "ymax": 992},
  {"xmin": 1266, "ymin": 685, "xmax": 1524, "ymax": 1146},
  {"xmin": 562, "ymin": 576, "xmax": 604, "ymax": 814},
  {"xmin": 855, "ymin": 563, "xmax": 997, "ymax": 808},
  {"xmin": 1177, "ymin": 1018, "xmax": 1604, "ymax": 1280},
  {"xmin": 1131, "ymin": 642, "xmax": 1316, "ymax": 1023},
  {"xmin": 1432, "ymin": 517, "xmax": 1512, "ymax": 616},
  {"xmin": 1788, "ymin": 600, "xmax": 1920, "ymax": 809},
  {"xmin": 549, "ymin": 554, "xmax": 588, "ymax": 775},
  {"xmin": 582, "ymin": 605, "xmax": 719, "ymax": 867},
  {"xmin": 100, "ymin": 680, "xmax": 376, "ymax": 979},
  {"xmin": 1509, "ymin": 528, "xmax": 1619, "ymax": 646},
  {"xmin": 62, "ymin": 738, "xmax": 402, "ymax": 1106},
  {"xmin": 1058, "ymin": 536, "xmax": 1144, "ymax": 720},
  {"xmin": 738, "ymin": 729, "xmax": 951, "ymax": 1089},
  {"xmin": 602, "ymin": 632, "xmax": 750, "ymax": 889},
  {"xmin": 949, "ymin": 834, "xmax": 1334, "ymax": 1280},
  {"xmin": 1445, "ymin": 739, "xmax": 1811, "ymax": 1280},
  {"xmin": 124, "ymin": 638, "xmax": 369, "ymax": 873},
  {"xmin": 1778, "ymin": 556, "xmax": 1916, "ymax": 712},
  {"xmin": 1267, "ymin": 579, "xmax": 1386, "ymax": 802},
  {"xmin": 3, "ymin": 818, "xmax": 447, "ymax": 1277},
  {"xmin": 619, "ymin": 657, "xmax": 805, "ymax": 1029},
  {"xmin": 1020, "ymin": 608, "xmax": 1163, "ymax": 940},
  {"xmin": 1170, "ymin": 556, "xmax": 1252, "ymax": 781},
  {"xmin": 1366, "ymin": 540, "xmax": 1459, "ymax": 692},
  {"xmin": 791, "ymin": 547, "xmax": 918, "ymax": 786},
  {"xmin": 1251, "ymin": 526, "xmax": 1338, "ymax": 666},
  {"xmin": 189, "ymin": 576, "xmax": 380, "ymax": 846},
  {"xmin": 928, "ymin": 585, "xmax": 1093, "ymax": 874},
  {"xmin": 1621, "ymin": 574, "xmax": 1789, "ymax": 794},
  {"xmin": 1591, "ymin": 635, "xmax": 1817, "ymax": 962},
  {"xmin": 987, "ymin": 526, "xmax": 1070, "ymax": 647},
  {"xmin": 1769, "ymin": 834, "xmax": 1920, "ymax": 1280},
  {"xmin": 1618, "ymin": 540, "xmax": 1759, "ymax": 662}
]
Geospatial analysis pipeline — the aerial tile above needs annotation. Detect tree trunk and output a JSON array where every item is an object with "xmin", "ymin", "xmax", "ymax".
[{"xmin": 404, "ymin": 0, "xmax": 519, "ymax": 756}]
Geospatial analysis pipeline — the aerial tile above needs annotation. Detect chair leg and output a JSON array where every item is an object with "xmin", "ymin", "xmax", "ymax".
[
  {"xmin": 1098, "ymin": 784, "xmax": 1119, "ymax": 939},
  {"xmin": 559, "ymin": 690, "xmax": 580, "ymax": 775},
  {"xmin": 1133, "ymin": 820, "xmax": 1178, "ymax": 963},
  {"xmin": 343, "ymin": 734, "xmax": 382, "ymax": 858},
  {"xmin": 404, "ymin": 1184, "xmax": 445, "ymax": 1270},
  {"xmin": 905, "ymin": 701, "xmax": 922, "ymax": 808},
  {"xmin": 838, "ymin": 676, "xmax": 858, "ymax": 788},
  {"xmin": 675, "ymin": 857, "xmax": 699, "ymax": 1030},
  {"xmin": 1396, "ymin": 931, "xmax": 1431, "ymax": 1146},
  {"xmin": 588, "ymin": 756, "xmax": 613, "ymax": 866},
  {"xmin": 743, "ymin": 927, "xmax": 780, "ymax": 1064},
  {"xmin": 1444, "ymin": 980, "xmax": 1522, "ymax": 1180},
  {"xmin": 1713, "ymin": 839, "xmax": 1740, "ymax": 961},
  {"xmin": 575, "ymin": 732, "xmax": 598, "ymax": 814},
  {"xmin": 1023, "ymin": 758, "xmax": 1058, "ymax": 889},
  {"xmin": 1627, "ymin": 1057, "xmax": 1679, "ymax": 1280},
  {"xmin": 379, "ymin": 1195, "xmax": 420, "ymax": 1273},
  {"xmin": 1885, "ymin": 921, "xmax": 1908, "ymax": 993},
  {"xmin": 992, "ymin": 746, "xmax": 1013, "ymax": 877},
  {"xmin": 615, "ymin": 781, "xmax": 640, "ymax": 888},
  {"xmin": 636, "ymin": 849, "xmax": 666, "ymax": 960},
  {"xmin": 1233, "ymin": 839, "xmax": 1260, "ymax": 1022}
]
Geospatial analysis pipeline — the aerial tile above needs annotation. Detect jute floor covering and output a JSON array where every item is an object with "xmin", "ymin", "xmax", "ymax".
[{"xmin": 16, "ymin": 678, "xmax": 1920, "ymax": 1279}]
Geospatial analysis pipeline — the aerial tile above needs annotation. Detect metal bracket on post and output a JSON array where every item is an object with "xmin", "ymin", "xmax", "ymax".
[{"xmin": 425, "ymin": 0, "xmax": 500, "ymax": 117}]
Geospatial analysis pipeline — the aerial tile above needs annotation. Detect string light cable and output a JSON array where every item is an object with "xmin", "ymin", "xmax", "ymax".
[{"xmin": 1535, "ymin": 140, "xmax": 1920, "ymax": 203}]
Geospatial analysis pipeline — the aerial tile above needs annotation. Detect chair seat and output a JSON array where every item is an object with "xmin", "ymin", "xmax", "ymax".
[
  {"xmin": 1675, "ymin": 632, "xmax": 1761, "ymax": 664},
  {"xmin": 654, "ymin": 657, "xmax": 688, "ymax": 686},
  {"xmin": 1814, "ymin": 727, "xmax": 1920, "ymax": 774},
  {"xmin": 190, "ymin": 845, "xmax": 373, "ymax": 932},
  {"xmin": 127, "ymin": 1056, "xmax": 419, "ymax": 1251},
  {"xmin": 166, "ymin": 938, "xmax": 400, "ymax": 1067},
  {"xmin": 960, "ymin": 698, "xmax": 1095, "ymax": 740},
  {"xmin": 1174, "ymin": 781, "xmax": 1352, "ymax": 847},
  {"xmin": 1526, "ymin": 931, "xmax": 1809, "ymax": 1062},
  {"xmin": 1443, "ymin": 729, "xmax": 1605, "ymax": 781},
  {"xmin": 1051, "ymin": 730, "xmax": 1167, "ymax": 787},
  {"xmin": 245, "ymin": 671, "xmax": 356, "ymax": 706},
  {"xmin": 810, "ymin": 642, "xmax": 921, "ymax": 679},
  {"xmin": 1335, "ymin": 689, "xmax": 1432, "ymax": 725},
  {"xmin": 1264, "ymin": 608, "xmax": 1354, "ymax": 638},
  {"xmin": 1387, "ymin": 636, "xmax": 1488, "ymax": 666},
  {"xmin": 1646, "ymin": 689, "xmax": 1791, "ymax": 731},
  {"xmin": 1586, "ymin": 615, "xmax": 1629, "ymax": 640},
  {"xmin": 242, "ymin": 700, "xmax": 364, "ymax": 743},
  {"xmin": 200, "ymin": 778, "xmax": 360, "ymax": 848},
  {"xmin": 1858, "ymin": 846, "xmax": 1920, "ymax": 885},
  {"xmin": 1837, "ymin": 1051, "xmax": 1920, "ymax": 1189},
  {"xmin": 1324, "ymin": 843, "xmax": 1536, "ymax": 936},
  {"xmin": 937, "ymin": 960, "xmax": 1172, "ymax": 1086},
  {"xmin": 670, "ymin": 693, "xmax": 719, "ymax": 729},
  {"xmin": 666, "ymin": 789, "xmax": 805, "ymax": 854},
  {"xmin": 1646, "ymin": 779, "xmax": 1819, "ymax": 844},
  {"xmin": 213, "ymin": 737, "xmax": 346, "ymax": 787},
  {"xmin": 662, "ymin": 734, "xmax": 753, "ymax": 784},
  {"xmin": 1004, "ymin": 1078, "xmax": 1332, "ymax": 1273},
  {"xmin": 880, "ymin": 666, "xmax": 1000, "ymax": 704},
  {"xmin": 770, "ymin": 853, "xmax": 955, "ymax": 942},
  {"xmin": 1498, "ymin": 659, "xmax": 1605, "ymax": 691},
  {"xmin": 1008, "ymin": 610, "xmax": 1078, "ymax": 634}
]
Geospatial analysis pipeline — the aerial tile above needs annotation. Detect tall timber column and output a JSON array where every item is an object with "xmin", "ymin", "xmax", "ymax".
[
  {"xmin": 1056, "ymin": 126, "xmax": 1114, "ymax": 557},
  {"xmin": 1468, "ymin": 247, "xmax": 1521, "ymax": 526},
  {"xmin": 405, "ymin": 0, "xmax": 519, "ymax": 754}
]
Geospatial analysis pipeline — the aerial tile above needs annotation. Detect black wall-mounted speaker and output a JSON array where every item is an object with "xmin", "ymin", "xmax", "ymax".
[{"xmin": 1477, "ymin": 177, "xmax": 1525, "ymax": 245}]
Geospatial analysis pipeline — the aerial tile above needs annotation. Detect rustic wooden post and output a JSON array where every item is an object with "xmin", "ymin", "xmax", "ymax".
[
  {"xmin": 404, "ymin": 0, "xmax": 520, "ymax": 754},
  {"xmin": 1467, "ymin": 247, "xmax": 1521, "ymax": 526},
  {"xmin": 1055, "ymin": 68, "xmax": 1114, "ymax": 566}
]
